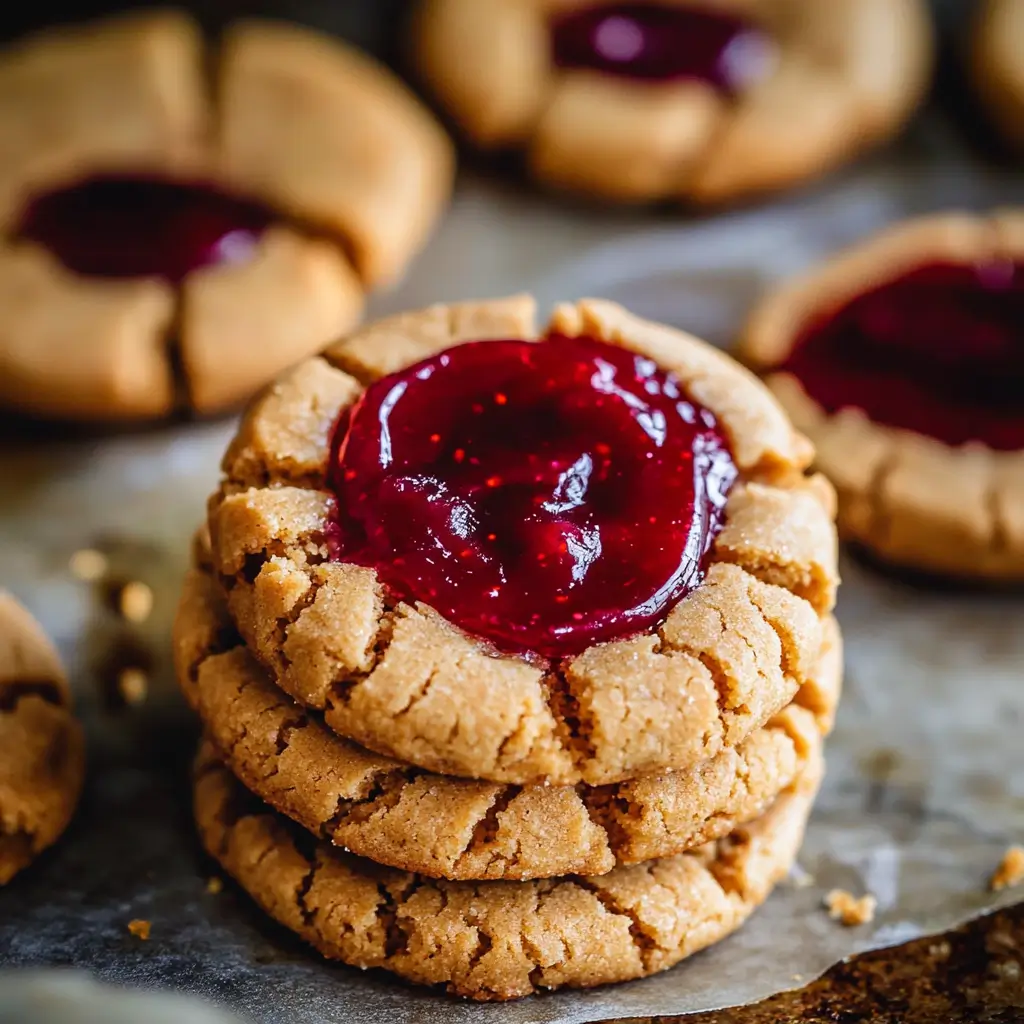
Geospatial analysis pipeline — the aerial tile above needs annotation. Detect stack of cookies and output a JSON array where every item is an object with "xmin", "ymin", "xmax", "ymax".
[{"xmin": 173, "ymin": 296, "xmax": 841, "ymax": 1001}]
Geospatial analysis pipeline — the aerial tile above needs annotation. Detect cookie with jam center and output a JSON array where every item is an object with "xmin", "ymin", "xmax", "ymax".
[
  {"xmin": 0, "ymin": 11, "xmax": 452, "ymax": 421},
  {"xmin": 739, "ymin": 209, "xmax": 1024, "ymax": 580},
  {"xmin": 412, "ymin": 0, "xmax": 931, "ymax": 203},
  {"xmin": 204, "ymin": 296, "xmax": 839, "ymax": 786}
]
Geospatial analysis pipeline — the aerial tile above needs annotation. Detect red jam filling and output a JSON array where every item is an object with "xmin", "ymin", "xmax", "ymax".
[
  {"xmin": 781, "ymin": 260, "xmax": 1024, "ymax": 450},
  {"xmin": 550, "ymin": 2, "xmax": 774, "ymax": 92},
  {"xmin": 329, "ymin": 336, "xmax": 736, "ymax": 659},
  {"xmin": 19, "ymin": 176, "xmax": 273, "ymax": 282}
]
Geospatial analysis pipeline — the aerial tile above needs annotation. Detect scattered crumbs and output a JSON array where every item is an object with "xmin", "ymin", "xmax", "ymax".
[
  {"xmin": 928, "ymin": 940, "xmax": 952, "ymax": 959},
  {"xmin": 206, "ymin": 876, "xmax": 224, "ymax": 895},
  {"xmin": 118, "ymin": 580, "xmax": 154, "ymax": 623},
  {"xmin": 990, "ymin": 845, "xmax": 1024, "ymax": 891},
  {"xmin": 824, "ymin": 888, "xmax": 877, "ymax": 927},
  {"xmin": 791, "ymin": 973, "xmax": 803, "ymax": 983},
  {"xmin": 127, "ymin": 919, "xmax": 151, "ymax": 940},
  {"xmin": 69, "ymin": 548, "xmax": 108, "ymax": 582},
  {"xmin": 117, "ymin": 667, "xmax": 149, "ymax": 706}
]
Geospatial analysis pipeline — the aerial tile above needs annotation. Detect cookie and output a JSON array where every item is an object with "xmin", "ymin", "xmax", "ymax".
[
  {"xmin": 193, "ymin": 744, "xmax": 821, "ymax": 1000},
  {"xmin": 739, "ymin": 209, "xmax": 1024, "ymax": 580},
  {"xmin": 972, "ymin": 0, "xmax": 1024, "ymax": 149},
  {"xmin": 175, "ymin": 561, "xmax": 839, "ymax": 879},
  {"xmin": 413, "ymin": 0, "xmax": 931, "ymax": 203},
  {"xmin": 0, "ymin": 12, "xmax": 452, "ymax": 422},
  {"xmin": 205, "ymin": 296, "xmax": 838, "ymax": 786},
  {"xmin": 0, "ymin": 592, "xmax": 84, "ymax": 884}
]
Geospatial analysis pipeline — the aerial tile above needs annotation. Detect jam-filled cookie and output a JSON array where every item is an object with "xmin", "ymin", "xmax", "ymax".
[
  {"xmin": 739, "ymin": 210, "xmax": 1024, "ymax": 579},
  {"xmin": 174, "ymin": 555, "xmax": 840, "ymax": 879},
  {"xmin": 0, "ymin": 592, "xmax": 84, "ymax": 884},
  {"xmin": 972, "ymin": 0, "xmax": 1024, "ymax": 149},
  {"xmin": 194, "ymin": 744, "xmax": 820, "ymax": 1000},
  {"xmin": 205, "ymin": 296, "xmax": 838, "ymax": 785},
  {"xmin": 0, "ymin": 12, "xmax": 452, "ymax": 422},
  {"xmin": 413, "ymin": 0, "xmax": 931, "ymax": 203}
]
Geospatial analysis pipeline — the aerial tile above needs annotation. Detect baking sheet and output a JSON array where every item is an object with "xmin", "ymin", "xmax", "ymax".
[{"xmin": 2, "ymin": 122, "xmax": 1024, "ymax": 1022}]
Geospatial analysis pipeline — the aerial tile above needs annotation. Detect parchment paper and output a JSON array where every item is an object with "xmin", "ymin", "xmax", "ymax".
[{"xmin": 1, "ymin": 125, "xmax": 1023, "ymax": 1023}]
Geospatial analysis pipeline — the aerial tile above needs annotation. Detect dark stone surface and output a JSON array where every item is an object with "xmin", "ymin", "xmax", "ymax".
[{"xmin": 614, "ymin": 902, "xmax": 1024, "ymax": 1023}]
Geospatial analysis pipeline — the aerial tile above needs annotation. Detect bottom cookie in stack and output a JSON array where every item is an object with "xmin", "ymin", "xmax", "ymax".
[
  {"xmin": 194, "ymin": 748, "xmax": 820, "ymax": 1001},
  {"xmin": 174, "ymin": 560, "xmax": 839, "ymax": 1000}
]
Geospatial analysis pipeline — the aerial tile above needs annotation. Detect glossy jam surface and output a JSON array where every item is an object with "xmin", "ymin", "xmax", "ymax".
[
  {"xmin": 329, "ymin": 336, "xmax": 736, "ymax": 659},
  {"xmin": 782, "ymin": 261, "xmax": 1024, "ymax": 450},
  {"xmin": 550, "ymin": 2, "xmax": 774, "ymax": 92},
  {"xmin": 20, "ymin": 176, "xmax": 273, "ymax": 282}
]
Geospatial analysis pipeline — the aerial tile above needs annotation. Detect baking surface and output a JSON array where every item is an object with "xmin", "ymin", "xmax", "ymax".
[{"xmin": 2, "ymin": 0, "xmax": 1024, "ymax": 1015}]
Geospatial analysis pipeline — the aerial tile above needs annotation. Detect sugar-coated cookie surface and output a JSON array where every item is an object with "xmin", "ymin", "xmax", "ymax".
[
  {"xmin": 413, "ymin": 0, "xmax": 931, "ymax": 203},
  {"xmin": 174, "ymin": 559, "xmax": 841, "ymax": 879},
  {"xmin": 740, "ymin": 209, "xmax": 1024, "ymax": 581},
  {"xmin": 204, "ymin": 296, "xmax": 839, "ymax": 785},
  {"xmin": 193, "ymin": 746, "xmax": 821, "ymax": 1000},
  {"xmin": 0, "ymin": 592, "xmax": 84, "ymax": 884},
  {"xmin": 0, "ymin": 12, "xmax": 452, "ymax": 422}
]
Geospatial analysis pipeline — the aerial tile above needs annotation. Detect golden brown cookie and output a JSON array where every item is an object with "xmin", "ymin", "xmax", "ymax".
[
  {"xmin": 972, "ymin": 0, "xmax": 1024, "ymax": 149},
  {"xmin": 0, "ymin": 592, "xmax": 84, "ymax": 884},
  {"xmin": 174, "ymin": 561, "xmax": 839, "ymax": 879},
  {"xmin": 413, "ymin": 0, "xmax": 931, "ymax": 203},
  {"xmin": 205, "ymin": 295, "xmax": 838, "ymax": 785},
  {"xmin": 0, "ymin": 12, "xmax": 452, "ymax": 422},
  {"xmin": 194, "ymin": 744, "xmax": 821, "ymax": 1000},
  {"xmin": 739, "ymin": 210, "xmax": 1024, "ymax": 580}
]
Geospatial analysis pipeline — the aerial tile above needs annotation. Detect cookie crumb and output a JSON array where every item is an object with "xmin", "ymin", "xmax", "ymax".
[
  {"xmin": 117, "ymin": 667, "xmax": 148, "ymax": 706},
  {"xmin": 206, "ymin": 876, "xmax": 224, "ymax": 895},
  {"xmin": 824, "ymin": 888, "xmax": 877, "ymax": 926},
  {"xmin": 118, "ymin": 581, "xmax": 153, "ymax": 623},
  {"xmin": 127, "ymin": 919, "xmax": 151, "ymax": 940},
  {"xmin": 69, "ymin": 548, "xmax": 108, "ymax": 582},
  {"xmin": 990, "ymin": 845, "xmax": 1024, "ymax": 891}
]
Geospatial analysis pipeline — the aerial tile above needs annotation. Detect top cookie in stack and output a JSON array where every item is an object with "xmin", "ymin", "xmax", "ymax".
[{"xmin": 174, "ymin": 296, "xmax": 841, "ymax": 1000}]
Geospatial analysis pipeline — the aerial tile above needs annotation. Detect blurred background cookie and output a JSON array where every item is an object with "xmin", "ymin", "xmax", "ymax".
[
  {"xmin": 971, "ymin": 0, "xmax": 1024, "ymax": 150},
  {"xmin": 738, "ymin": 209, "xmax": 1024, "ymax": 580},
  {"xmin": 413, "ymin": 0, "xmax": 933, "ymax": 203},
  {"xmin": 0, "ymin": 11, "xmax": 452, "ymax": 423}
]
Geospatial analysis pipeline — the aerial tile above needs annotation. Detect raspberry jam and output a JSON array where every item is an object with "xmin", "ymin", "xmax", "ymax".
[
  {"xmin": 782, "ymin": 260, "xmax": 1024, "ymax": 450},
  {"xmin": 19, "ymin": 176, "xmax": 272, "ymax": 282},
  {"xmin": 550, "ymin": 3, "xmax": 774, "ymax": 92},
  {"xmin": 329, "ymin": 336, "xmax": 736, "ymax": 659}
]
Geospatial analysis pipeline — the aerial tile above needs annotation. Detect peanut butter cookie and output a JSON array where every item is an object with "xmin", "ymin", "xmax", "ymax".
[
  {"xmin": 0, "ymin": 592, "xmax": 84, "ymax": 884},
  {"xmin": 0, "ymin": 12, "xmax": 452, "ymax": 421},
  {"xmin": 193, "ymin": 745, "xmax": 821, "ymax": 1000},
  {"xmin": 739, "ymin": 210, "xmax": 1024, "ymax": 580},
  {"xmin": 174, "ymin": 560, "xmax": 840, "ymax": 879},
  {"xmin": 204, "ymin": 296, "xmax": 838, "ymax": 785},
  {"xmin": 413, "ymin": 0, "xmax": 931, "ymax": 203}
]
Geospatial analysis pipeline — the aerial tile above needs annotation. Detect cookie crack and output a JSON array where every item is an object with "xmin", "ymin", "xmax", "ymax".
[
  {"xmin": 574, "ymin": 877, "xmax": 662, "ymax": 969},
  {"xmin": 324, "ymin": 764, "xmax": 421, "ymax": 837},
  {"xmin": 295, "ymin": 857, "xmax": 321, "ymax": 926},
  {"xmin": 541, "ymin": 664, "xmax": 596, "ymax": 771},
  {"xmin": 452, "ymin": 786, "xmax": 520, "ymax": 874}
]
